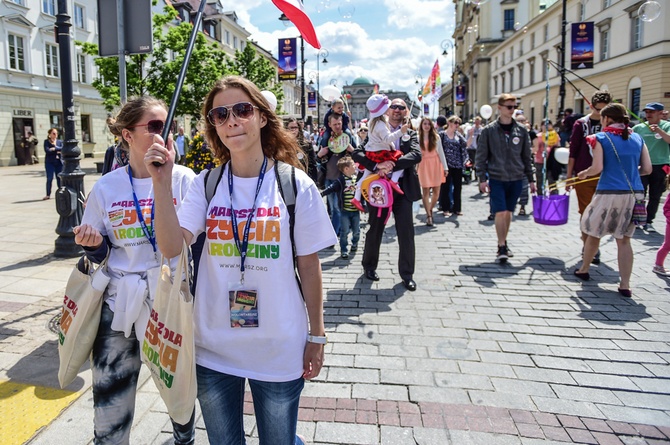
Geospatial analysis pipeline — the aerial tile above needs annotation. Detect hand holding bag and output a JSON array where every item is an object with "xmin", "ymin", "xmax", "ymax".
[
  {"xmin": 58, "ymin": 253, "xmax": 110, "ymax": 388},
  {"xmin": 141, "ymin": 242, "xmax": 196, "ymax": 425},
  {"xmin": 603, "ymin": 132, "xmax": 647, "ymax": 225}
]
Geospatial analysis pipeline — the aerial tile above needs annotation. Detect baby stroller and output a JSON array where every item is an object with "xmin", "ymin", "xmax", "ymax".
[{"xmin": 462, "ymin": 159, "xmax": 474, "ymax": 184}]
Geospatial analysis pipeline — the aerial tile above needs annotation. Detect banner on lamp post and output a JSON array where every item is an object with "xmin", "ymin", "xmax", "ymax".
[
  {"xmin": 423, "ymin": 103, "xmax": 429, "ymax": 115},
  {"xmin": 278, "ymin": 38, "xmax": 297, "ymax": 81},
  {"xmin": 455, "ymin": 85, "xmax": 466, "ymax": 105},
  {"xmin": 307, "ymin": 91, "xmax": 316, "ymax": 108},
  {"xmin": 571, "ymin": 22, "xmax": 594, "ymax": 70}
]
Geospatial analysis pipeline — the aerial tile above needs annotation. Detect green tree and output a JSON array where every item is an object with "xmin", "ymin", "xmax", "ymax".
[{"xmin": 227, "ymin": 43, "xmax": 284, "ymax": 112}]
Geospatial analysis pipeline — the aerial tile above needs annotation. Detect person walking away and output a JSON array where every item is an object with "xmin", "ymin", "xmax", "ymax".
[
  {"xmin": 633, "ymin": 102, "xmax": 670, "ymax": 233},
  {"xmin": 417, "ymin": 117, "xmax": 448, "ymax": 226},
  {"xmin": 352, "ymin": 98, "xmax": 422, "ymax": 291},
  {"xmin": 321, "ymin": 157, "xmax": 361, "ymax": 258},
  {"xmin": 574, "ymin": 103, "xmax": 652, "ymax": 297},
  {"xmin": 43, "ymin": 128, "xmax": 63, "ymax": 200},
  {"xmin": 440, "ymin": 116, "xmax": 469, "ymax": 216},
  {"xmin": 475, "ymin": 94, "xmax": 536, "ymax": 262},
  {"xmin": 146, "ymin": 76, "xmax": 336, "ymax": 445},
  {"xmin": 73, "ymin": 96, "xmax": 197, "ymax": 444}
]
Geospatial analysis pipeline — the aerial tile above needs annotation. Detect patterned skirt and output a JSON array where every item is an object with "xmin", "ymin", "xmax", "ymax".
[{"xmin": 580, "ymin": 192, "xmax": 638, "ymax": 239}]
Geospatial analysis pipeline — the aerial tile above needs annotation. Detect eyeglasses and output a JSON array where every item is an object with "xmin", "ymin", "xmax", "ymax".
[
  {"xmin": 501, "ymin": 105, "xmax": 517, "ymax": 110},
  {"xmin": 127, "ymin": 120, "xmax": 176, "ymax": 134},
  {"xmin": 287, "ymin": 126, "xmax": 300, "ymax": 130},
  {"xmin": 359, "ymin": 129, "xmax": 368, "ymax": 133},
  {"xmin": 207, "ymin": 102, "xmax": 258, "ymax": 126},
  {"xmin": 389, "ymin": 104, "xmax": 407, "ymax": 110},
  {"xmin": 452, "ymin": 121, "xmax": 461, "ymax": 125}
]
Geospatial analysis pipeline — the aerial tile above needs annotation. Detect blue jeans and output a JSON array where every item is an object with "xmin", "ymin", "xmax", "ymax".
[
  {"xmin": 45, "ymin": 161, "xmax": 63, "ymax": 196},
  {"xmin": 339, "ymin": 210, "xmax": 360, "ymax": 253},
  {"xmin": 196, "ymin": 365, "xmax": 304, "ymax": 445},
  {"xmin": 92, "ymin": 303, "xmax": 195, "ymax": 445},
  {"xmin": 324, "ymin": 179, "xmax": 341, "ymax": 236}
]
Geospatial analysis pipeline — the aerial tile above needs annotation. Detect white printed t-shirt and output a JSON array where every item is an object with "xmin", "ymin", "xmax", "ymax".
[
  {"xmin": 178, "ymin": 163, "xmax": 337, "ymax": 382},
  {"xmin": 81, "ymin": 165, "xmax": 196, "ymax": 307}
]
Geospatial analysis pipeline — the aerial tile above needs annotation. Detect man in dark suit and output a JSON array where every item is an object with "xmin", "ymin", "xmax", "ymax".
[{"xmin": 352, "ymin": 98, "xmax": 422, "ymax": 291}]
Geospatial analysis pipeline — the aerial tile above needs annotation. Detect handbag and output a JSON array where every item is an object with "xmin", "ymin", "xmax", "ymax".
[
  {"xmin": 603, "ymin": 132, "xmax": 647, "ymax": 225},
  {"xmin": 141, "ymin": 242, "xmax": 196, "ymax": 425},
  {"xmin": 58, "ymin": 253, "xmax": 110, "ymax": 388}
]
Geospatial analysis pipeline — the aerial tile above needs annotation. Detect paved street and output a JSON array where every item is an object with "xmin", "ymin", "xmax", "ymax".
[{"xmin": 1, "ymin": 159, "xmax": 669, "ymax": 445}]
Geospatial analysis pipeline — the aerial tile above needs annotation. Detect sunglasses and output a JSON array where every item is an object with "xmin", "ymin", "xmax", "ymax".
[
  {"xmin": 128, "ymin": 120, "xmax": 176, "ymax": 134},
  {"xmin": 501, "ymin": 105, "xmax": 517, "ymax": 110},
  {"xmin": 287, "ymin": 126, "xmax": 300, "ymax": 130},
  {"xmin": 359, "ymin": 129, "xmax": 368, "ymax": 132},
  {"xmin": 207, "ymin": 102, "xmax": 258, "ymax": 126},
  {"xmin": 389, "ymin": 104, "xmax": 407, "ymax": 110}
]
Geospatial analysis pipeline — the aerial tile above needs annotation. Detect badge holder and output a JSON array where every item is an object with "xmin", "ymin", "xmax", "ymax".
[{"xmin": 228, "ymin": 272, "xmax": 259, "ymax": 328}]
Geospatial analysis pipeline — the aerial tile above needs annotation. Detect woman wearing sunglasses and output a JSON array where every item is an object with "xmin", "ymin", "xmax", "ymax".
[
  {"xmin": 72, "ymin": 96, "xmax": 197, "ymax": 444},
  {"xmin": 286, "ymin": 117, "xmax": 318, "ymax": 184},
  {"xmin": 146, "ymin": 76, "xmax": 336, "ymax": 445}
]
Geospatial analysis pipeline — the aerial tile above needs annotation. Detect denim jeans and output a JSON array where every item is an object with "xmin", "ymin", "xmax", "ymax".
[
  {"xmin": 92, "ymin": 303, "xmax": 195, "ymax": 445},
  {"xmin": 196, "ymin": 365, "xmax": 304, "ymax": 445},
  {"xmin": 45, "ymin": 161, "xmax": 62, "ymax": 196},
  {"xmin": 324, "ymin": 179, "xmax": 341, "ymax": 236},
  {"xmin": 339, "ymin": 210, "xmax": 360, "ymax": 253}
]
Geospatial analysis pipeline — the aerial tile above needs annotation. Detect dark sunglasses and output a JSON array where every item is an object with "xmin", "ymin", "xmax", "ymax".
[
  {"xmin": 287, "ymin": 126, "xmax": 300, "ymax": 130},
  {"xmin": 359, "ymin": 129, "xmax": 368, "ymax": 132},
  {"xmin": 207, "ymin": 102, "xmax": 258, "ymax": 126},
  {"xmin": 389, "ymin": 104, "xmax": 407, "ymax": 110},
  {"xmin": 128, "ymin": 120, "xmax": 176, "ymax": 134},
  {"xmin": 501, "ymin": 105, "xmax": 517, "ymax": 110}
]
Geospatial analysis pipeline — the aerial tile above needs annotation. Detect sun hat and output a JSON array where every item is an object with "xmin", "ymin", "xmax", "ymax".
[{"xmin": 366, "ymin": 94, "xmax": 390, "ymax": 119}]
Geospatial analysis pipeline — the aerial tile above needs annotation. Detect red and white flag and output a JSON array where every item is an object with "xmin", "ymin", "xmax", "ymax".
[{"xmin": 272, "ymin": 0, "xmax": 321, "ymax": 49}]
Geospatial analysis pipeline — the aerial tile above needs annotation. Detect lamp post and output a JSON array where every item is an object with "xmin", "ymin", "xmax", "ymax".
[
  {"xmin": 441, "ymin": 39, "xmax": 455, "ymax": 117},
  {"xmin": 54, "ymin": 0, "xmax": 84, "ymax": 257},
  {"xmin": 558, "ymin": 0, "xmax": 567, "ymax": 119},
  {"xmin": 279, "ymin": 13, "xmax": 305, "ymax": 120},
  {"xmin": 414, "ymin": 73, "xmax": 423, "ymax": 116},
  {"xmin": 316, "ymin": 49, "xmax": 328, "ymax": 126}
]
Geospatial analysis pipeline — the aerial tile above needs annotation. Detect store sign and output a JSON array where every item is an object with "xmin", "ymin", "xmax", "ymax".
[{"xmin": 13, "ymin": 109, "xmax": 33, "ymax": 118}]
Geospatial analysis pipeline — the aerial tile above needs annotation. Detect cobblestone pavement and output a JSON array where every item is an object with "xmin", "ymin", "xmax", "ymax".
[{"xmin": 1, "ymin": 160, "xmax": 668, "ymax": 444}]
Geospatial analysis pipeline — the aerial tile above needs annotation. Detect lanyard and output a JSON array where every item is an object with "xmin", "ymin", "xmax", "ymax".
[
  {"xmin": 228, "ymin": 157, "xmax": 267, "ymax": 284},
  {"xmin": 127, "ymin": 166, "xmax": 157, "ymax": 253}
]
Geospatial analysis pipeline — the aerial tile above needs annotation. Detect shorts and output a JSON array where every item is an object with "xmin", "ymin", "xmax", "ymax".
[{"xmin": 489, "ymin": 178, "xmax": 523, "ymax": 214}]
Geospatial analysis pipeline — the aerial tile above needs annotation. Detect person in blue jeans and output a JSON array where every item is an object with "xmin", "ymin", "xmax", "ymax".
[
  {"xmin": 43, "ymin": 127, "xmax": 63, "ymax": 200},
  {"xmin": 321, "ymin": 156, "xmax": 361, "ymax": 259}
]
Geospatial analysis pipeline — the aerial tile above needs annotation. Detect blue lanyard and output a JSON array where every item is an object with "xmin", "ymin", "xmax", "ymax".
[
  {"xmin": 127, "ymin": 166, "xmax": 157, "ymax": 253},
  {"xmin": 228, "ymin": 157, "xmax": 268, "ymax": 283}
]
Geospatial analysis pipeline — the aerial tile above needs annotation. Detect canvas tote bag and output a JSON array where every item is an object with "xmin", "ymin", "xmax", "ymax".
[
  {"xmin": 141, "ymin": 242, "xmax": 196, "ymax": 425},
  {"xmin": 58, "ymin": 254, "xmax": 111, "ymax": 388}
]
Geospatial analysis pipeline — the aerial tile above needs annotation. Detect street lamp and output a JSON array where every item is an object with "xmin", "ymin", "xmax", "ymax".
[
  {"xmin": 279, "ymin": 13, "xmax": 305, "ymax": 120},
  {"xmin": 414, "ymin": 73, "xmax": 423, "ymax": 115},
  {"xmin": 441, "ymin": 39, "xmax": 455, "ymax": 117},
  {"xmin": 315, "ymin": 49, "xmax": 328, "ymax": 127}
]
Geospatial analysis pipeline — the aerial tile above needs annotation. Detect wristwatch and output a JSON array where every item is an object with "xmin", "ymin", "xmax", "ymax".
[{"xmin": 307, "ymin": 334, "xmax": 328, "ymax": 344}]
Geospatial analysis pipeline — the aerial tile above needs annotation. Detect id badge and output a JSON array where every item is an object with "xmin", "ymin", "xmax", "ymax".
[{"xmin": 228, "ymin": 281, "xmax": 259, "ymax": 328}]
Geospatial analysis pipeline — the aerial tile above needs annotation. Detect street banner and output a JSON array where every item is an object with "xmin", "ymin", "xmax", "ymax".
[
  {"xmin": 421, "ymin": 60, "xmax": 442, "ymax": 103},
  {"xmin": 278, "ymin": 38, "xmax": 297, "ymax": 81},
  {"xmin": 307, "ymin": 91, "xmax": 316, "ymax": 108},
  {"xmin": 571, "ymin": 22, "xmax": 594, "ymax": 70},
  {"xmin": 423, "ymin": 103, "xmax": 430, "ymax": 115},
  {"xmin": 455, "ymin": 85, "xmax": 466, "ymax": 105},
  {"xmin": 271, "ymin": 0, "xmax": 321, "ymax": 49}
]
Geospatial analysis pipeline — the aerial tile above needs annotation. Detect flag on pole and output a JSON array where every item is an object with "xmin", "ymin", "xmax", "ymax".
[
  {"xmin": 421, "ymin": 60, "xmax": 442, "ymax": 103},
  {"xmin": 271, "ymin": 0, "xmax": 321, "ymax": 49}
]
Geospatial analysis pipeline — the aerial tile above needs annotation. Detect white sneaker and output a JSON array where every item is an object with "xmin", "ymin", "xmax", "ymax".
[
  {"xmin": 653, "ymin": 265, "xmax": 670, "ymax": 276},
  {"xmin": 644, "ymin": 223, "xmax": 656, "ymax": 232}
]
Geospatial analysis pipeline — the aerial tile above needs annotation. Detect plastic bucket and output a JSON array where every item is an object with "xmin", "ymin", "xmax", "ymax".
[{"xmin": 532, "ymin": 194, "xmax": 569, "ymax": 226}]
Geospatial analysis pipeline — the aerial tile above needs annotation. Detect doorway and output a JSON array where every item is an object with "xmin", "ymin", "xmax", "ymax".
[{"xmin": 12, "ymin": 118, "xmax": 35, "ymax": 165}]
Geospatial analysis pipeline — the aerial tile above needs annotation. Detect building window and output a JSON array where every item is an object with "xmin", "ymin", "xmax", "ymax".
[
  {"xmin": 631, "ymin": 16, "xmax": 642, "ymax": 50},
  {"xmin": 81, "ymin": 115, "xmax": 91, "ymax": 142},
  {"xmin": 504, "ymin": 10, "xmax": 515, "ymax": 31},
  {"xmin": 509, "ymin": 69, "xmax": 515, "ymax": 91},
  {"xmin": 49, "ymin": 111, "xmax": 64, "ymax": 136},
  {"xmin": 42, "ymin": 0, "xmax": 56, "ymax": 15},
  {"xmin": 501, "ymin": 73, "xmax": 506, "ymax": 92},
  {"xmin": 10, "ymin": 0, "xmax": 23, "ymax": 4},
  {"xmin": 603, "ymin": 0, "xmax": 612, "ymax": 8},
  {"xmin": 519, "ymin": 40, "xmax": 524, "ymax": 56},
  {"xmin": 578, "ymin": 2, "xmax": 585, "ymax": 21},
  {"xmin": 542, "ymin": 57, "xmax": 548, "ymax": 81},
  {"xmin": 531, "ymin": 32, "xmax": 535, "ymax": 49},
  {"xmin": 502, "ymin": 53, "xmax": 506, "ymax": 65},
  {"xmin": 45, "ymin": 43, "xmax": 59, "ymax": 77},
  {"xmin": 600, "ymin": 29, "xmax": 610, "ymax": 61},
  {"xmin": 518, "ymin": 65, "xmax": 524, "ymax": 89},
  {"xmin": 8, "ymin": 34, "xmax": 25, "ymax": 71},
  {"xmin": 529, "ymin": 60, "xmax": 535, "ymax": 85},
  {"xmin": 233, "ymin": 36, "xmax": 238, "ymax": 49},
  {"xmin": 510, "ymin": 46, "xmax": 514, "ymax": 61},
  {"xmin": 630, "ymin": 87, "xmax": 641, "ymax": 118},
  {"xmin": 225, "ymin": 30, "xmax": 230, "ymax": 45},
  {"xmin": 77, "ymin": 54, "xmax": 87, "ymax": 83},
  {"xmin": 74, "ymin": 4, "xmax": 85, "ymax": 29},
  {"xmin": 543, "ymin": 24, "xmax": 549, "ymax": 42},
  {"xmin": 494, "ymin": 76, "xmax": 498, "ymax": 95}
]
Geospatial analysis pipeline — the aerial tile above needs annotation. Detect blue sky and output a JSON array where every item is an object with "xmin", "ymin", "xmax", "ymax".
[{"xmin": 220, "ymin": 0, "xmax": 457, "ymax": 100}]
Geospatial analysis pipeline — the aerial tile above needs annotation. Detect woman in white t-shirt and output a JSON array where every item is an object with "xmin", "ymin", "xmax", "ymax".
[
  {"xmin": 73, "ymin": 96, "xmax": 196, "ymax": 444},
  {"xmin": 146, "ymin": 76, "xmax": 337, "ymax": 445}
]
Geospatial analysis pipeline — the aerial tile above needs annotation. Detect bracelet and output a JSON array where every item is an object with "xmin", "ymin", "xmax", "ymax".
[{"xmin": 307, "ymin": 335, "xmax": 328, "ymax": 344}]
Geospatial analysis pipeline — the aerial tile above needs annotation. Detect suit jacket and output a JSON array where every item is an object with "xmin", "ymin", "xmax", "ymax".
[{"xmin": 352, "ymin": 129, "xmax": 422, "ymax": 202}]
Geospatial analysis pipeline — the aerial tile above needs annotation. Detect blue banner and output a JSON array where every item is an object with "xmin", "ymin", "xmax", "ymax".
[
  {"xmin": 308, "ymin": 91, "xmax": 316, "ymax": 108},
  {"xmin": 423, "ymin": 103, "xmax": 429, "ymax": 115},
  {"xmin": 278, "ymin": 38, "xmax": 297, "ymax": 81},
  {"xmin": 571, "ymin": 22, "xmax": 594, "ymax": 70},
  {"xmin": 455, "ymin": 85, "xmax": 466, "ymax": 105}
]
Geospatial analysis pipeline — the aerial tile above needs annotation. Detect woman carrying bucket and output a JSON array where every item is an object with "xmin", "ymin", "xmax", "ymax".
[{"xmin": 573, "ymin": 103, "xmax": 652, "ymax": 297}]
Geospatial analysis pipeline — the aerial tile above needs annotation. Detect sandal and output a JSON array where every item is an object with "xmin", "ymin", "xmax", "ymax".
[
  {"xmin": 618, "ymin": 288, "xmax": 632, "ymax": 298},
  {"xmin": 426, "ymin": 215, "xmax": 434, "ymax": 226},
  {"xmin": 573, "ymin": 270, "xmax": 590, "ymax": 281}
]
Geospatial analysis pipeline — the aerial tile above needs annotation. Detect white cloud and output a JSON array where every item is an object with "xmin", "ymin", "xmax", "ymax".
[{"xmin": 384, "ymin": 0, "xmax": 453, "ymax": 29}]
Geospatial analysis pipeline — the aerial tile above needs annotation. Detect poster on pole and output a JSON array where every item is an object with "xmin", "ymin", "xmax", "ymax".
[
  {"xmin": 455, "ymin": 85, "xmax": 466, "ymax": 105},
  {"xmin": 307, "ymin": 91, "xmax": 316, "ymax": 108},
  {"xmin": 423, "ymin": 103, "xmax": 430, "ymax": 115},
  {"xmin": 571, "ymin": 22, "xmax": 594, "ymax": 70},
  {"xmin": 278, "ymin": 38, "xmax": 297, "ymax": 81}
]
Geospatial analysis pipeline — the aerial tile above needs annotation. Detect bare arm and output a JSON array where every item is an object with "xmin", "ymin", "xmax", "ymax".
[
  {"xmin": 577, "ymin": 142, "xmax": 603, "ymax": 179},
  {"xmin": 639, "ymin": 144, "xmax": 652, "ymax": 176},
  {"xmin": 297, "ymin": 252, "xmax": 325, "ymax": 380}
]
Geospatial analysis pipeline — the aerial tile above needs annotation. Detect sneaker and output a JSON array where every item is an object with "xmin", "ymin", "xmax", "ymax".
[
  {"xmin": 340, "ymin": 252, "xmax": 349, "ymax": 259},
  {"xmin": 653, "ymin": 265, "xmax": 670, "ymax": 276},
  {"xmin": 496, "ymin": 245, "xmax": 509, "ymax": 261},
  {"xmin": 643, "ymin": 223, "xmax": 656, "ymax": 233},
  {"xmin": 350, "ymin": 244, "xmax": 358, "ymax": 251},
  {"xmin": 487, "ymin": 213, "xmax": 495, "ymax": 221},
  {"xmin": 591, "ymin": 250, "xmax": 601, "ymax": 265},
  {"xmin": 505, "ymin": 243, "xmax": 514, "ymax": 258}
]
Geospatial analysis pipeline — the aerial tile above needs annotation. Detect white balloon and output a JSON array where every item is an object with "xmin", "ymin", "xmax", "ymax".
[
  {"xmin": 480, "ymin": 104, "xmax": 493, "ymax": 119},
  {"xmin": 321, "ymin": 85, "xmax": 342, "ymax": 102},
  {"xmin": 261, "ymin": 91, "xmax": 277, "ymax": 112},
  {"xmin": 554, "ymin": 147, "xmax": 570, "ymax": 165},
  {"xmin": 411, "ymin": 118, "xmax": 421, "ymax": 129}
]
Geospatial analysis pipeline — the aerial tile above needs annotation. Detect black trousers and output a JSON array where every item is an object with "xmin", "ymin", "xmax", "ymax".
[
  {"xmin": 439, "ymin": 168, "xmax": 463, "ymax": 213},
  {"xmin": 362, "ymin": 193, "xmax": 415, "ymax": 280},
  {"xmin": 641, "ymin": 164, "xmax": 669, "ymax": 224}
]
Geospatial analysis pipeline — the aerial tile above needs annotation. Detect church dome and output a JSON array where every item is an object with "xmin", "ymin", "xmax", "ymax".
[{"xmin": 351, "ymin": 76, "xmax": 373, "ymax": 85}]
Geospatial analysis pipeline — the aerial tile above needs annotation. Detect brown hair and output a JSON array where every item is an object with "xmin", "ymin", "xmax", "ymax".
[
  {"xmin": 47, "ymin": 127, "xmax": 59, "ymax": 137},
  {"xmin": 202, "ymin": 76, "xmax": 301, "ymax": 168},
  {"xmin": 337, "ymin": 155, "xmax": 354, "ymax": 172},
  {"xmin": 600, "ymin": 103, "xmax": 631, "ymax": 140},
  {"xmin": 107, "ymin": 96, "xmax": 167, "ymax": 150},
  {"xmin": 591, "ymin": 90, "xmax": 612, "ymax": 107},
  {"xmin": 418, "ymin": 117, "xmax": 439, "ymax": 152},
  {"xmin": 498, "ymin": 93, "xmax": 517, "ymax": 105},
  {"xmin": 447, "ymin": 115, "xmax": 461, "ymax": 125}
]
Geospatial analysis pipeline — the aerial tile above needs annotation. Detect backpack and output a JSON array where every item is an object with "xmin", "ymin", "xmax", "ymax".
[
  {"xmin": 190, "ymin": 160, "xmax": 299, "ymax": 294},
  {"xmin": 360, "ymin": 174, "xmax": 394, "ymax": 224}
]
